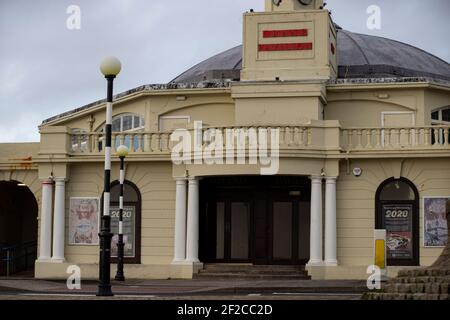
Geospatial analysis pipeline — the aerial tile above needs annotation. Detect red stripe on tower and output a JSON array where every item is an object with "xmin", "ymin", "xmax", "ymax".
[
  {"xmin": 258, "ymin": 43, "xmax": 313, "ymax": 52},
  {"xmin": 263, "ymin": 29, "xmax": 308, "ymax": 38}
]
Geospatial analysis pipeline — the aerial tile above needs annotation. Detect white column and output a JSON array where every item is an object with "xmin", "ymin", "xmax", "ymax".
[
  {"xmin": 325, "ymin": 177, "xmax": 338, "ymax": 266},
  {"xmin": 38, "ymin": 179, "xmax": 53, "ymax": 261},
  {"xmin": 51, "ymin": 179, "xmax": 66, "ymax": 262},
  {"xmin": 308, "ymin": 176, "xmax": 324, "ymax": 266},
  {"xmin": 172, "ymin": 178, "xmax": 187, "ymax": 263},
  {"xmin": 186, "ymin": 177, "xmax": 200, "ymax": 263}
]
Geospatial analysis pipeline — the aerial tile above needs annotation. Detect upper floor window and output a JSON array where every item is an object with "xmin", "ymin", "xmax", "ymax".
[
  {"xmin": 431, "ymin": 106, "xmax": 450, "ymax": 124},
  {"xmin": 431, "ymin": 106, "xmax": 450, "ymax": 145},
  {"xmin": 97, "ymin": 113, "xmax": 145, "ymax": 151},
  {"xmin": 106, "ymin": 114, "xmax": 145, "ymax": 133}
]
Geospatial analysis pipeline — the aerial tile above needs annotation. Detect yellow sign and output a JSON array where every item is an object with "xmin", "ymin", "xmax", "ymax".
[{"xmin": 375, "ymin": 239, "xmax": 386, "ymax": 269}]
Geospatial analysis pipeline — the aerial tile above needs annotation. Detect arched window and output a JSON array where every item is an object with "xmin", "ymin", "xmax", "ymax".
[
  {"xmin": 109, "ymin": 180, "xmax": 141, "ymax": 264},
  {"xmin": 97, "ymin": 113, "xmax": 145, "ymax": 151},
  {"xmin": 431, "ymin": 106, "xmax": 450, "ymax": 124},
  {"xmin": 375, "ymin": 178, "xmax": 419, "ymax": 266}
]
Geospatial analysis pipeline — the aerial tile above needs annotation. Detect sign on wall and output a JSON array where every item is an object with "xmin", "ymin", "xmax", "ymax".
[
  {"xmin": 424, "ymin": 197, "xmax": 449, "ymax": 247},
  {"xmin": 110, "ymin": 205, "xmax": 136, "ymax": 257},
  {"xmin": 68, "ymin": 198, "xmax": 100, "ymax": 245},
  {"xmin": 382, "ymin": 204, "xmax": 413, "ymax": 260}
]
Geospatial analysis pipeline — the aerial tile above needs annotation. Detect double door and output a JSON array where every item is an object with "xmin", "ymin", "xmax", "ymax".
[{"xmin": 200, "ymin": 187, "xmax": 310, "ymax": 265}]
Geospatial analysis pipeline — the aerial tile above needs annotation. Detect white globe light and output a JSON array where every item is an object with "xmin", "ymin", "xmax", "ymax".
[
  {"xmin": 116, "ymin": 145, "xmax": 129, "ymax": 158},
  {"xmin": 100, "ymin": 56, "xmax": 122, "ymax": 77}
]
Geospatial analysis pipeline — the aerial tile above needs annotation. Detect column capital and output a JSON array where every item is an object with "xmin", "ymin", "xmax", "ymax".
[
  {"xmin": 188, "ymin": 176, "xmax": 202, "ymax": 183},
  {"xmin": 54, "ymin": 178, "xmax": 68, "ymax": 184},
  {"xmin": 309, "ymin": 176, "xmax": 323, "ymax": 182},
  {"xmin": 41, "ymin": 178, "xmax": 54, "ymax": 185},
  {"xmin": 175, "ymin": 177, "xmax": 187, "ymax": 184},
  {"xmin": 325, "ymin": 176, "xmax": 338, "ymax": 182}
]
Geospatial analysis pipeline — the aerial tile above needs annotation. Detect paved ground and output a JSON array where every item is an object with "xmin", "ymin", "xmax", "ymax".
[{"xmin": 0, "ymin": 278, "xmax": 367, "ymax": 300}]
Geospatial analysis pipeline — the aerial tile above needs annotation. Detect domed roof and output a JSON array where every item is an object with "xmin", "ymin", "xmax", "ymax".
[{"xmin": 171, "ymin": 29, "xmax": 450, "ymax": 83}]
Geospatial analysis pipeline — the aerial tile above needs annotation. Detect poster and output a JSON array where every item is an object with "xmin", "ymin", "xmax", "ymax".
[
  {"xmin": 382, "ymin": 204, "xmax": 413, "ymax": 260},
  {"xmin": 110, "ymin": 206, "xmax": 136, "ymax": 257},
  {"xmin": 424, "ymin": 197, "xmax": 449, "ymax": 247},
  {"xmin": 68, "ymin": 198, "xmax": 100, "ymax": 245}
]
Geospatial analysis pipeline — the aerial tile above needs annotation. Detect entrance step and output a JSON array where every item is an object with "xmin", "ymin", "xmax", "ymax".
[{"xmin": 195, "ymin": 264, "xmax": 311, "ymax": 280}]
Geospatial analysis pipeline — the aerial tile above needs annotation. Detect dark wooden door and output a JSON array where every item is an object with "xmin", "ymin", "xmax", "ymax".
[{"xmin": 199, "ymin": 176, "xmax": 311, "ymax": 265}]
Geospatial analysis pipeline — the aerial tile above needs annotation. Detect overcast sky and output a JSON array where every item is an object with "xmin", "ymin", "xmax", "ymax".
[{"xmin": 0, "ymin": 0, "xmax": 449, "ymax": 142}]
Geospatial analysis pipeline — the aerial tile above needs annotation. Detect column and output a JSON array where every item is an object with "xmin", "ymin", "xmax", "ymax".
[
  {"xmin": 308, "ymin": 176, "xmax": 323, "ymax": 266},
  {"xmin": 186, "ymin": 177, "xmax": 200, "ymax": 263},
  {"xmin": 52, "ymin": 179, "xmax": 66, "ymax": 262},
  {"xmin": 38, "ymin": 179, "xmax": 53, "ymax": 261},
  {"xmin": 172, "ymin": 178, "xmax": 187, "ymax": 263},
  {"xmin": 325, "ymin": 177, "xmax": 338, "ymax": 266}
]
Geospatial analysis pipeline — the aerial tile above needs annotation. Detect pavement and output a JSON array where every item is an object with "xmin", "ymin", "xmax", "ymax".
[{"xmin": 0, "ymin": 277, "xmax": 368, "ymax": 300}]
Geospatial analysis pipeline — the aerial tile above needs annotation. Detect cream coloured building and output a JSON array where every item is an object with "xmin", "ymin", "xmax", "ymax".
[{"xmin": 1, "ymin": 0, "xmax": 449, "ymax": 280}]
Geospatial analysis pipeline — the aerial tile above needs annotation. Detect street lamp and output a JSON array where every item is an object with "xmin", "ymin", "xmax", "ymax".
[
  {"xmin": 97, "ymin": 56, "xmax": 121, "ymax": 297},
  {"xmin": 115, "ymin": 145, "xmax": 129, "ymax": 281}
]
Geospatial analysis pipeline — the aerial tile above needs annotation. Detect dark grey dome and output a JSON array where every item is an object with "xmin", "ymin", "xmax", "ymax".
[{"xmin": 171, "ymin": 29, "xmax": 450, "ymax": 83}]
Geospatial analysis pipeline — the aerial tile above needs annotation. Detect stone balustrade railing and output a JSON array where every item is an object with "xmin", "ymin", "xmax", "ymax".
[
  {"xmin": 69, "ymin": 126, "xmax": 322, "ymax": 155},
  {"xmin": 341, "ymin": 126, "xmax": 450, "ymax": 151},
  {"xmin": 67, "ymin": 125, "xmax": 450, "ymax": 156}
]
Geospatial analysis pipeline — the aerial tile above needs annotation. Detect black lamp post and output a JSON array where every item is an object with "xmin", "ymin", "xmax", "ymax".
[
  {"xmin": 115, "ymin": 145, "xmax": 129, "ymax": 281},
  {"xmin": 97, "ymin": 56, "xmax": 121, "ymax": 297}
]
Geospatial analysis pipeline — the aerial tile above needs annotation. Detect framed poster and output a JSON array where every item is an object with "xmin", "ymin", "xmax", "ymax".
[
  {"xmin": 382, "ymin": 204, "xmax": 414, "ymax": 260},
  {"xmin": 110, "ymin": 205, "xmax": 136, "ymax": 258},
  {"xmin": 423, "ymin": 197, "xmax": 449, "ymax": 247},
  {"xmin": 68, "ymin": 197, "xmax": 100, "ymax": 245}
]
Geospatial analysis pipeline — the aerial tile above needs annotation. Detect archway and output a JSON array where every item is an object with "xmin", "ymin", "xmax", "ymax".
[
  {"xmin": 375, "ymin": 177, "xmax": 420, "ymax": 266},
  {"xmin": 0, "ymin": 181, "xmax": 38, "ymax": 276},
  {"xmin": 109, "ymin": 180, "xmax": 142, "ymax": 264}
]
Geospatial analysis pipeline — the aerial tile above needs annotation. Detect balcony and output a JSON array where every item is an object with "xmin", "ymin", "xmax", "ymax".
[
  {"xmin": 341, "ymin": 126, "xmax": 450, "ymax": 154},
  {"xmin": 39, "ymin": 124, "xmax": 450, "ymax": 161}
]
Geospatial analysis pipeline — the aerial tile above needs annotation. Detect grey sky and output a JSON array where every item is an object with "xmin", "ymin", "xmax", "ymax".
[{"xmin": 0, "ymin": 0, "xmax": 449, "ymax": 142}]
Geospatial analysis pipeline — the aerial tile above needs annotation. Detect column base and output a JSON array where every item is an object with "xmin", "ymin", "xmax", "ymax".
[
  {"xmin": 307, "ymin": 259, "xmax": 324, "ymax": 267},
  {"xmin": 51, "ymin": 257, "xmax": 66, "ymax": 263},
  {"xmin": 37, "ymin": 257, "xmax": 51, "ymax": 262},
  {"xmin": 324, "ymin": 259, "xmax": 338, "ymax": 266},
  {"xmin": 171, "ymin": 259, "xmax": 189, "ymax": 265}
]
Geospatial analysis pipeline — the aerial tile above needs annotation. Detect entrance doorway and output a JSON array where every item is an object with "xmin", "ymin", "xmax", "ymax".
[
  {"xmin": 375, "ymin": 177, "xmax": 420, "ymax": 266},
  {"xmin": 0, "ymin": 181, "xmax": 38, "ymax": 276},
  {"xmin": 199, "ymin": 176, "xmax": 310, "ymax": 265}
]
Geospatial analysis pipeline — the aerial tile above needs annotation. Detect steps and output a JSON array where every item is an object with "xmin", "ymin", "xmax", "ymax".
[
  {"xmin": 194, "ymin": 264, "xmax": 311, "ymax": 280},
  {"xmin": 364, "ymin": 268, "xmax": 450, "ymax": 300}
]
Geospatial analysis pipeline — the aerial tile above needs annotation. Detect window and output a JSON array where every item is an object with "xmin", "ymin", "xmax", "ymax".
[
  {"xmin": 431, "ymin": 111, "xmax": 439, "ymax": 121},
  {"xmin": 442, "ymin": 109, "xmax": 450, "ymax": 122},
  {"xmin": 71, "ymin": 129, "xmax": 88, "ymax": 152},
  {"xmin": 431, "ymin": 106, "xmax": 450, "ymax": 124},
  {"xmin": 431, "ymin": 106, "xmax": 450, "ymax": 144},
  {"xmin": 379, "ymin": 180, "xmax": 416, "ymax": 201},
  {"xmin": 97, "ymin": 114, "xmax": 145, "ymax": 151}
]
